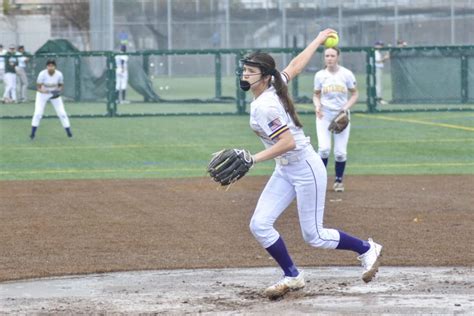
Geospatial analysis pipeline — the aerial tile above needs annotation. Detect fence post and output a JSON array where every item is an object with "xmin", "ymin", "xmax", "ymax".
[
  {"xmin": 461, "ymin": 54, "xmax": 468, "ymax": 103},
  {"xmin": 143, "ymin": 53, "xmax": 150, "ymax": 102},
  {"xmin": 366, "ymin": 48, "xmax": 377, "ymax": 112},
  {"xmin": 235, "ymin": 52, "xmax": 246, "ymax": 114},
  {"xmin": 106, "ymin": 52, "xmax": 116, "ymax": 116},
  {"xmin": 215, "ymin": 52, "xmax": 222, "ymax": 99},
  {"xmin": 74, "ymin": 55, "xmax": 81, "ymax": 101}
]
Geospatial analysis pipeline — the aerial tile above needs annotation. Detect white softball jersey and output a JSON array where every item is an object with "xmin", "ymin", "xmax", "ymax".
[
  {"xmin": 250, "ymin": 74, "xmax": 311, "ymax": 158},
  {"xmin": 313, "ymin": 66, "xmax": 356, "ymax": 113},
  {"xmin": 375, "ymin": 50, "xmax": 384, "ymax": 68},
  {"xmin": 16, "ymin": 52, "xmax": 27, "ymax": 68},
  {"xmin": 115, "ymin": 55, "xmax": 129, "ymax": 73},
  {"xmin": 37, "ymin": 69, "xmax": 63, "ymax": 92}
]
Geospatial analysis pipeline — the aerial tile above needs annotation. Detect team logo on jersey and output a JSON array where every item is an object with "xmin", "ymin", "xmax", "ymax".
[
  {"xmin": 268, "ymin": 118, "xmax": 283, "ymax": 131},
  {"xmin": 322, "ymin": 85, "xmax": 346, "ymax": 94}
]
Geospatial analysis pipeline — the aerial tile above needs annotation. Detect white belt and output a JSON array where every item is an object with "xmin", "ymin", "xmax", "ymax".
[
  {"xmin": 275, "ymin": 147, "xmax": 313, "ymax": 166},
  {"xmin": 275, "ymin": 155, "xmax": 300, "ymax": 165}
]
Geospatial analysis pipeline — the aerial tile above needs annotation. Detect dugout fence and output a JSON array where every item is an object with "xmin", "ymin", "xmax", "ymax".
[{"xmin": 1, "ymin": 45, "xmax": 473, "ymax": 119}]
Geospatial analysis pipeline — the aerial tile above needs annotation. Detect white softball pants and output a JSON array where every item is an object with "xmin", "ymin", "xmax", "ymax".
[
  {"xmin": 249, "ymin": 147, "xmax": 340, "ymax": 249},
  {"xmin": 376, "ymin": 67, "xmax": 383, "ymax": 99},
  {"xmin": 16, "ymin": 67, "xmax": 28, "ymax": 101},
  {"xmin": 116, "ymin": 72, "xmax": 128, "ymax": 91},
  {"xmin": 3, "ymin": 72, "xmax": 16, "ymax": 101},
  {"xmin": 316, "ymin": 112, "xmax": 351, "ymax": 162},
  {"xmin": 32, "ymin": 92, "xmax": 70, "ymax": 128}
]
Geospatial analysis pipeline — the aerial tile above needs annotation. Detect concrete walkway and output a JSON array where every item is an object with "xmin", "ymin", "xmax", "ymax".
[{"xmin": 0, "ymin": 267, "xmax": 472, "ymax": 314}]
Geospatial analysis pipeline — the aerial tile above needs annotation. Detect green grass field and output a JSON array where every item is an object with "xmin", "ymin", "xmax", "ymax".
[{"xmin": 0, "ymin": 111, "xmax": 473, "ymax": 181}]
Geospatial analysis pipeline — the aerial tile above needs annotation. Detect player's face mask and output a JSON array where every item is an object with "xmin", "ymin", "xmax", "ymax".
[
  {"xmin": 239, "ymin": 77, "xmax": 263, "ymax": 91},
  {"xmin": 239, "ymin": 80, "xmax": 252, "ymax": 91}
]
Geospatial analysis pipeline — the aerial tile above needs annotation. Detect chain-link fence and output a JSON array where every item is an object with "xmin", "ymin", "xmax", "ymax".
[{"xmin": 1, "ymin": 45, "xmax": 473, "ymax": 119}]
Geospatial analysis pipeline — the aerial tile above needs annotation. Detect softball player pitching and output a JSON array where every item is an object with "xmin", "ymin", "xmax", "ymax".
[
  {"xmin": 239, "ymin": 29, "xmax": 382, "ymax": 299},
  {"xmin": 313, "ymin": 47, "xmax": 359, "ymax": 192},
  {"xmin": 30, "ymin": 60, "xmax": 72, "ymax": 140}
]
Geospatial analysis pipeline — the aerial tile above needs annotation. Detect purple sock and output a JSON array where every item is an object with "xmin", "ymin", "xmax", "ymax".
[
  {"xmin": 336, "ymin": 231, "xmax": 370, "ymax": 255},
  {"xmin": 335, "ymin": 160, "xmax": 346, "ymax": 182},
  {"xmin": 30, "ymin": 126, "xmax": 37, "ymax": 137},
  {"xmin": 321, "ymin": 157, "xmax": 328, "ymax": 167},
  {"xmin": 265, "ymin": 237, "xmax": 299, "ymax": 277}
]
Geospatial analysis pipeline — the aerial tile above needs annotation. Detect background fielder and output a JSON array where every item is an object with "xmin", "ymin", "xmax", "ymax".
[
  {"xmin": 16, "ymin": 45, "xmax": 29, "ymax": 103},
  {"xmin": 2, "ymin": 45, "xmax": 18, "ymax": 104},
  {"xmin": 313, "ymin": 47, "xmax": 359, "ymax": 192},
  {"xmin": 30, "ymin": 59, "xmax": 72, "ymax": 139},
  {"xmin": 115, "ymin": 45, "xmax": 129, "ymax": 104},
  {"xmin": 0, "ymin": 44, "xmax": 6, "ymax": 82},
  {"xmin": 374, "ymin": 41, "xmax": 390, "ymax": 105}
]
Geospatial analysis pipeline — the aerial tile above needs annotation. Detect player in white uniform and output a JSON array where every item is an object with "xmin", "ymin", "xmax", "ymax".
[
  {"xmin": 0, "ymin": 44, "xmax": 6, "ymax": 82},
  {"xmin": 30, "ymin": 60, "xmax": 72, "ymax": 139},
  {"xmin": 2, "ymin": 45, "xmax": 18, "ymax": 103},
  {"xmin": 240, "ymin": 29, "xmax": 382, "ymax": 299},
  {"xmin": 15, "ymin": 45, "xmax": 29, "ymax": 102},
  {"xmin": 313, "ymin": 47, "xmax": 359, "ymax": 192},
  {"xmin": 115, "ymin": 45, "xmax": 129, "ymax": 104},
  {"xmin": 374, "ymin": 41, "xmax": 389, "ymax": 105}
]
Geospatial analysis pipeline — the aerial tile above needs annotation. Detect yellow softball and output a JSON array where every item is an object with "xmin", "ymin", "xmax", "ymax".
[{"xmin": 324, "ymin": 33, "xmax": 339, "ymax": 48}]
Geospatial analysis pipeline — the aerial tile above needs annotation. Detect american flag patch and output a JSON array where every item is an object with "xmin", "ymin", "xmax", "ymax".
[{"xmin": 268, "ymin": 118, "xmax": 282, "ymax": 131}]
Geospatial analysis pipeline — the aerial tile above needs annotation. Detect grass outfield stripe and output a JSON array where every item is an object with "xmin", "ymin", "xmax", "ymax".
[
  {"xmin": 2, "ymin": 138, "xmax": 473, "ymax": 151},
  {"xmin": 355, "ymin": 113, "xmax": 474, "ymax": 132},
  {"xmin": 351, "ymin": 138, "xmax": 474, "ymax": 144},
  {"xmin": 352, "ymin": 162, "xmax": 474, "ymax": 168},
  {"xmin": 1, "ymin": 162, "xmax": 473, "ymax": 175},
  {"xmin": 0, "ymin": 144, "xmax": 205, "ymax": 150}
]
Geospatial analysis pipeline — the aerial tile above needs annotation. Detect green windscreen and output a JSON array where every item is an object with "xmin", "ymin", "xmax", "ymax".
[{"xmin": 391, "ymin": 47, "xmax": 473, "ymax": 104}]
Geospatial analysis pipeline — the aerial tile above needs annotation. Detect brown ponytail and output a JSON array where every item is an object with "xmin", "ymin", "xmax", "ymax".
[
  {"xmin": 272, "ymin": 69, "xmax": 303, "ymax": 128},
  {"xmin": 244, "ymin": 52, "xmax": 303, "ymax": 128}
]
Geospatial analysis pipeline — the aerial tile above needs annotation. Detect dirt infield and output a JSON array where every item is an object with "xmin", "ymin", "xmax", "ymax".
[{"xmin": 0, "ymin": 175, "xmax": 472, "ymax": 283}]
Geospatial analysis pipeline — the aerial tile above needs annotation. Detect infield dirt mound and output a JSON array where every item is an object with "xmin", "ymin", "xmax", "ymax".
[{"xmin": 0, "ymin": 267, "xmax": 472, "ymax": 314}]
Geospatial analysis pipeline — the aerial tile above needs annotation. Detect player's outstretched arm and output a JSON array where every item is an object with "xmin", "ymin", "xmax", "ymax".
[{"xmin": 282, "ymin": 28, "xmax": 336, "ymax": 81}]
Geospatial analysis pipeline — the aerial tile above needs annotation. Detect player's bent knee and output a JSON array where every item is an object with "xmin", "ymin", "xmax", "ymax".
[
  {"xmin": 334, "ymin": 154, "xmax": 347, "ymax": 162},
  {"xmin": 318, "ymin": 149, "xmax": 330, "ymax": 159},
  {"xmin": 249, "ymin": 216, "xmax": 266, "ymax": 236},
  {"xmin": 249, "ymin": 216, "xmax": 276, "ymax": 246}
]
